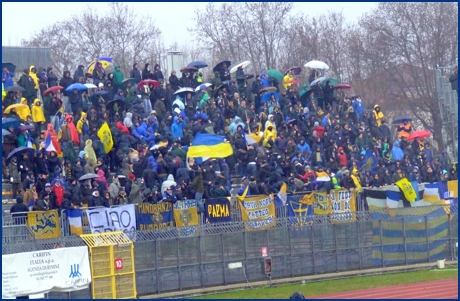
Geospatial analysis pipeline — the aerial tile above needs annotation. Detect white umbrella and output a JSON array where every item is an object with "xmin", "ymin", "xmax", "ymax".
[
  {"xmin": 310, "ymin": 76, "xmax": 327, "ymax": 87},
  {"xmin": 84, "ymin": 83, "xmax": 98, "ymax": 89},
  {"xmin": 230, "ymin": 61, "xmax": 251, "ymax": 73},
  {"xmin": 304, "ymin": 60, "xmax": 329, "ymax": 71},
  {"xmin": 194, "ymin": 83, "xmax": 212, "ymax": 92},
  {"xmin": 174, "ymin": 87, "xmax": 195, "ymax": 95}
]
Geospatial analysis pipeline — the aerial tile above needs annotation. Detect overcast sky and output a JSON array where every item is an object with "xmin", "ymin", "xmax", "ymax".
[{"xmin": 2, "ymin": 2, "xmax": 377, "ymax": 48}]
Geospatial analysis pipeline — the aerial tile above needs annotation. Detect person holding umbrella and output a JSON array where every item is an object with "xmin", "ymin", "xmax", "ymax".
[
  {"xmin": 2, "ymin": 65, "xmax": 14, "ymax": 88},
  {"xmin": 92, "ymin": 62, "xmax": 106, "ymax": 87}
]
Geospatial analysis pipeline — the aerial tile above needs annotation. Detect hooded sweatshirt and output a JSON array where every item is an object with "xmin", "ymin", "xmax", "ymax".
[
  {"xmin": 76, "ymin": 112, "xmax": 89, "ymax": 135},
  {"xmin": 84, "ymin": 139, "xmax": 97, "ymax": 164},
  {"xmin": 112, "ymin": 64, "xmax": 124, "ymax": 86},
  {"xmin": 29, "ymin": 66, "xmax": 39, "ymax": 89},
  {"xmin": 161, "ymin": 174, "xmax": 177, "ymax": 194},
  {"xmin": 31, "ymin": 98, "xmax": 46, "ymax": 122}
]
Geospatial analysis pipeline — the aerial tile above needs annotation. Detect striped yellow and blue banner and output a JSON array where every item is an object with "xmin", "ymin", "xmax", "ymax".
[{"xmin": 372, "ymin": 207, "xmax": 448, "ymax": 266}]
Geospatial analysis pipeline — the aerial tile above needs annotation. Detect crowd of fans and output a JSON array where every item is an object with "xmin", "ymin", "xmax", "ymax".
[{"xmin": 2, "ymin": 60, "xmax": 457, "ymax": 215}]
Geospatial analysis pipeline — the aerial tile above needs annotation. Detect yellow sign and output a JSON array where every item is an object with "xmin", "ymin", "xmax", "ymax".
[
  {"xmin": 173, "ymin": 200, "xmax": 199, "ymax": 228},
  {"xmin": 97, "ymin": 122, "xmax": 114, "ymax": 154},
  {"xmin": 312, "ymin": 192, "xmax": 332, "ymax": 215},
  {"xmin": 395, "ymin": 177, "xmax": 417, "ymax": 202},
  {"xmin": 27, "ymin": 210, "xmax": 61, "ymax": 239},
  {"xmin": 312, "ymin": 190, "xmax": 356, "ymax": 222},
  {"xmin": 238, "ymin": 195, "xmax": 276, "ymax": 231}
]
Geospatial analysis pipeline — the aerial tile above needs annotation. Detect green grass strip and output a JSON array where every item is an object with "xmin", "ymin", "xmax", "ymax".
[{"xmin": 190, "ymin": 267, "xmax": 458, "ymax": 299}]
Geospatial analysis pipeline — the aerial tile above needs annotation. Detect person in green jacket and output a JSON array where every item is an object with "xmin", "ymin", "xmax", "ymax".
[{"xmin": 112, "ymin": 64, "xmax": 124, "ymax": 89}]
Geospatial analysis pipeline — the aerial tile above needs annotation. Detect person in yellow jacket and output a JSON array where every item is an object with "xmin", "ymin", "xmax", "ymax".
[
  {"xmin": 2, "ymin": 83, "xmax": 6, "ymax": 101},
  {"xmin": 283, "ymin": 69, "xmax": 294, "ymax": 90},
  {"xmin": 76, "ymin": 112, "xmax": 89, "ymax": 135},
  {"xmin": 29, "ymin": 66, "xmax": 39, "ymax": 90},
  {"xmin": 17, "ymin": 97, "xmax": 32, "ymax": 121},
  {"xmin": 263, "ymin": 121, "xmax": 277, "ymax": 148},
  {"xmin": 351, "ymin": 168, "xmax": 363, "ymax": 193},
  {"xmin": 373, "ymin": 104, "xmax": 384, "ymax": 127},
  {"xmin": 31, "ymin": 98, "xmax": 45, "ymax": 133}
]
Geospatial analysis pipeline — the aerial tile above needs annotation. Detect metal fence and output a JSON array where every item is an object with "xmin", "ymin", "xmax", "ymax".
[{"xmin": 2, "ymin": 205, "xmax": 457, "ymax": 298}]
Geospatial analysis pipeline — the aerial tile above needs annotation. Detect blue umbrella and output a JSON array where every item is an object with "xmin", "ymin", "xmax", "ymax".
[
  {"xmin": 393, "ymin": 116, "xmax": 413, "ymax": 124},
  {"xmin": 261, "ymin": 92, "xmax": 280, "ymax": 104},
  {"xmin": 188, "ymin": 60, "xmax": 208, "ymax": 69},
  {"xmin": 65, "ymin": 83, "xmax": 88, "ymax": 92},
  {"xmin": 2, "ymin": 118, "xmax": 21, "ymax": 129}
]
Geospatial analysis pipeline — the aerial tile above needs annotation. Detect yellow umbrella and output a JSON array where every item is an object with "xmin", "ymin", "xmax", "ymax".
[
  {"xmin": 4, "ymin": 103, "xmax": 28, "ymax": 114},
  {"xmin": 86, "ymin": 57, "xmax": 113, "ymax": 74}
]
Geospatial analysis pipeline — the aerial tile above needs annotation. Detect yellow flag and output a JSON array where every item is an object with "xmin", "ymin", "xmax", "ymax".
[
  {"xmin": 97, "ymin": 122, "xmax": 114, "ymax": 154},
  {"xmin": 27, "ymin": 210, "xmax": 61, "ymax": 239},
  {"xmin": 395, "ymin": 177, "xmax": 417, "ymax": 202}
]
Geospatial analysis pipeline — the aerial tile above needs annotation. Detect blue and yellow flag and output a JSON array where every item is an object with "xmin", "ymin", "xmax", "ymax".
[
  {"xmin": 395, "ymin": 177, "xmax": 417, "ymax": 203},
  {"xmin": 97, "ymin": 122, "xmax": 114, "ymax": 154},
  {"xmin": 137, "ymin": 203, "xmax": 173, "ymax": 230},
  {"xmin": 238, "ymin": 195, "xmax": 276, "ymax": 231},
  {"xmin": 359, "ymin": 149, "xmax": 377, "ymax": 172},
  {"xmin": 187, "ymin": 133, "xmax": 233, "ymax": 158},
  {"xmin": 173, "ymin": 200, "xmax": 199, "ymax": 237},
  {"xmin": 27, "ymin": 210, "xmax": 61, "ymax": 239},
  {"xmin": 287, "ymin": 195, "xmax": 314, "ymax": 227}
]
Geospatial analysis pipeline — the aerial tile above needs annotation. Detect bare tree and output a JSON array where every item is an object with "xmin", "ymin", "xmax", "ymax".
[{"xmin": 22, "ymin": 2, "xmax": 162, "ymax": 77}]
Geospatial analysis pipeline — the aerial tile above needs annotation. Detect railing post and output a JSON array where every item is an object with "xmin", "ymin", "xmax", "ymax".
[
  {"xmin": 380, "ymin": 219, "xmax": 385, "ymax": 268},
  {"xmin": 357, "ymin": 220, "xmax": 362, "ymax": 270},
  {"xmin": 155, "ymin": 240, "xmax": 160, "ymax": 294},
  {"xmin": 221, "ymin": 233, "xmax": 227, "ymax": 285},
  {"xmin": 425, "ymin": 215, "xmax": 430, "ymax": 263},
  {"xmin": 402, "ymin": 217, "xmax": 407, "ymax": 266},
  {"xmin": 177, "ymin": 237, "xmax": 182, "ymax": 291}
]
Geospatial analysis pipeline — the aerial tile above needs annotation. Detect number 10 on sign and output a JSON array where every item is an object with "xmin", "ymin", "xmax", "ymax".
[{"xmin": 115, "ymin": 258, "xmax": 123, "ymax": 270}]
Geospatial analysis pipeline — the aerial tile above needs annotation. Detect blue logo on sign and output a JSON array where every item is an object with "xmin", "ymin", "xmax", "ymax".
[{"xmin": 69, "ymin": 264, "xmax": 82, "ymax": 278}]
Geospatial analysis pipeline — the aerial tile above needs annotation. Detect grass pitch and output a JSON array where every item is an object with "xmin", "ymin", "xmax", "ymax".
[{"xmin": 190, "ymin": 266, "xmax": 458, "ymax": 299}]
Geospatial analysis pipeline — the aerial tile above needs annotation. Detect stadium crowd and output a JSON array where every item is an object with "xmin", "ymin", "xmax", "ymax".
[{"xmin": 2, "ymin": 60, "xmax": 457, "ymax": 215}]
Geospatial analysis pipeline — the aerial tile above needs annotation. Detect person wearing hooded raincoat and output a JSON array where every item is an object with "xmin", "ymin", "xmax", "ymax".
[
  {"xmin": 31, "ymin": 98, "xmax": 46, "ymax": 133},
  {"xmin": 283, "ymin": 70, "xmax": 294, "ymax": 90},
  {"xmin": 263, "ymin": 121, "xmax": 277, "ymax": 148},
  {"xmin": 228, "ymin": 116, "xmax": 245, "ymax": 136},
  {"xmin": 373, "ymin": 104, "xmax": 384, "ymax": 127},
  {"xmin": 17, "ymin": 97, "xmax": 32, "ymax": 121},
  {"xmin": 29, "ymin": 66, "xmax": 39, "ymax": 91},
  {"xmin": 44, "ymin": 123, "xmax": 63, "ymax": 155},
  {"xmin": 390, "ymin": 140, "xmax": 404, "ymax": 161},
  {"xmin": 112, "ymin": 64, "xmax": 124, "ymax": 89},
  {"xmin": 84, "ymin": 139, "xmax": 97, "ymax": 164}
]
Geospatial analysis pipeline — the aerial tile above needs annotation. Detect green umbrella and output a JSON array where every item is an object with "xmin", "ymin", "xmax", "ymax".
[
  {"xmin": 266, "ymin": 69, "xmax": 284, "ymax": 81},
  {"xmin": 121, "ymin": 78, "xmax": 137, "ymax": 88},
  {"xmin": 322, "ymin": 77, "xmax": 339, "ymax": 87}
]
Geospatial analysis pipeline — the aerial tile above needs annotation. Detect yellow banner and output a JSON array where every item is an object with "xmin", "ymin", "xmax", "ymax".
[
  {"xmin": 395, "ymin": 177, "xmax": 417, "ymax": 202},
  {"xmin": 97, "ymin": 122, "xmax": 114, "ymax": 154},
  {"xmin": 173, "ymin": 200, "xmax": 199, "ymax": 228},
  {"xmin": 27, "ymin": 210, "xmax": 61, "ymax": 239},
  {"xmin": 448, "ymin": 180, "xmax": 458, "ymax": 198},
  {"xmin": 312, "ymin": 192, "xmax": 332, "ymax": 215},
  {"xmin": 238, "ymin": 195, "xmax": 276, "ymax": 231}
]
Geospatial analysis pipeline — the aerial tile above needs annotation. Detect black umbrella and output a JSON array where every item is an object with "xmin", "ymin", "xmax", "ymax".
[
  {"xmin": 6, "ymin": 147, "xmax": 35, "ymax": 162},
  {"xmin": 188, "ymin": 60, "xmax": 208, "ymax": 69},
  {"xmin": 78, "ymin": 173, "xmax": 100, "ymax": 181},
  {"xmin": 215, "ymin": 83, "xmax": 229, "ymax": 94},
  {"xmin": 299, "ymin": 89, "xmax": 314, "ymax": 104},
  {"xmin": 5, "ymin": 86, "xmax": 25, "ymax": 92},
  {"xmin": 213, "ymin": 60, "xmax": 231, "ymax": 73},
  {"xmin": 106, "ymin": 99, "xmax": 125, "ymax": 112},
  {"xmin": 121, "ymin": 78, "xmax": 137, "ymax": 88},
  {"xmin": 2, "ymin": 62, "xmax": 16, "ymax": 73},
  {"xmin": 287, "ymin": 119, "xmax": 298, "ymax": 125},
  {"xmin": 95, "ymin": 90, "xmax": 109, "ymax": 96},
  {"xmin": 236, "ymin": 74, "xmax": 254, "ymax": 80}
]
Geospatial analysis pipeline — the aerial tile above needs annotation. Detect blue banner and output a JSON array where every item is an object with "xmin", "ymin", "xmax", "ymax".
[
  {"xmin": 205, "ymin": 198, "xmax": 231, "ymax": 223},
  {"xmin": 287, "ymin": 195, "xmax": 314, "ymax": 227},
  {"xmin": 137, "ymin": 203, "xmax": 174, "ymax": 230}
]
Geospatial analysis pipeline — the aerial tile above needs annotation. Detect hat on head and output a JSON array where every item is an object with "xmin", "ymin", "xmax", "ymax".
[
  {"xmin": 45, "ymin": 183, "xmax": 51, "ymax": 188},
  {"xmin": 314, "ymin": 121, "xmax": 319, "ymax": 126},
  {"xmin": 98, "ymin": 83, "xmax": 104, "ymax": 87},
  {"xmin": 128, "ymin": 174, "xmax": 136, "ymax": 181}
]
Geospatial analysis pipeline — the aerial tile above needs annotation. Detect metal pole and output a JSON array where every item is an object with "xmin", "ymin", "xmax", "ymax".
[
  {"xmin": 221, "ymin": 233, "xmax": 227, "ymax": 285},
  {"xmin": 380, "ymin": 220, "xmax": 385, "ymax": 268},
  {"xmin": 312, "ymin": 223, "xmax": 316, "ymax": 275},
  {"xmin": 334, "ymin": 223, "xmax": 339, "ymax": 272},
  {"xmin": 425, "ymin": 215, "xmax": 430, "ymax": 263},
  {"xmin": 199, "ymin": 234, "xmax": 204, "ymax": 288},
  {"xmin": 357, "ymin": 220, "xmax": 362, "ymax": 270},
  {"xmin": 177, "ymin": 237, "xmax": 182, "ymax": 291},
  {"xmin": 155, "ymin": 240, "xmax": 160, "ymax": 294},
  {"xmin": 287, "ymin": 221, "xmax": 293, "ymax": 277},
  {"xmin": 402, "ymin": 217, "xmax": 407, "ymax": 266}
]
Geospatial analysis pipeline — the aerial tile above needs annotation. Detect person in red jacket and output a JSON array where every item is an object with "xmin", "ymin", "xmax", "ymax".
[
  {"xmin": 52, "ymin": 181, "xmax": 65, "ymax": 212},
  {"xmin": 298, "ymin": 165, "xmax": 317, "ymax": 182},
  {"xmin": 337, "ymin": 146, "xmax": 348, "ymax": 167},
  {"xmin": 116, "ymin": 121, "xmax": 130, "ymax": 135}
]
